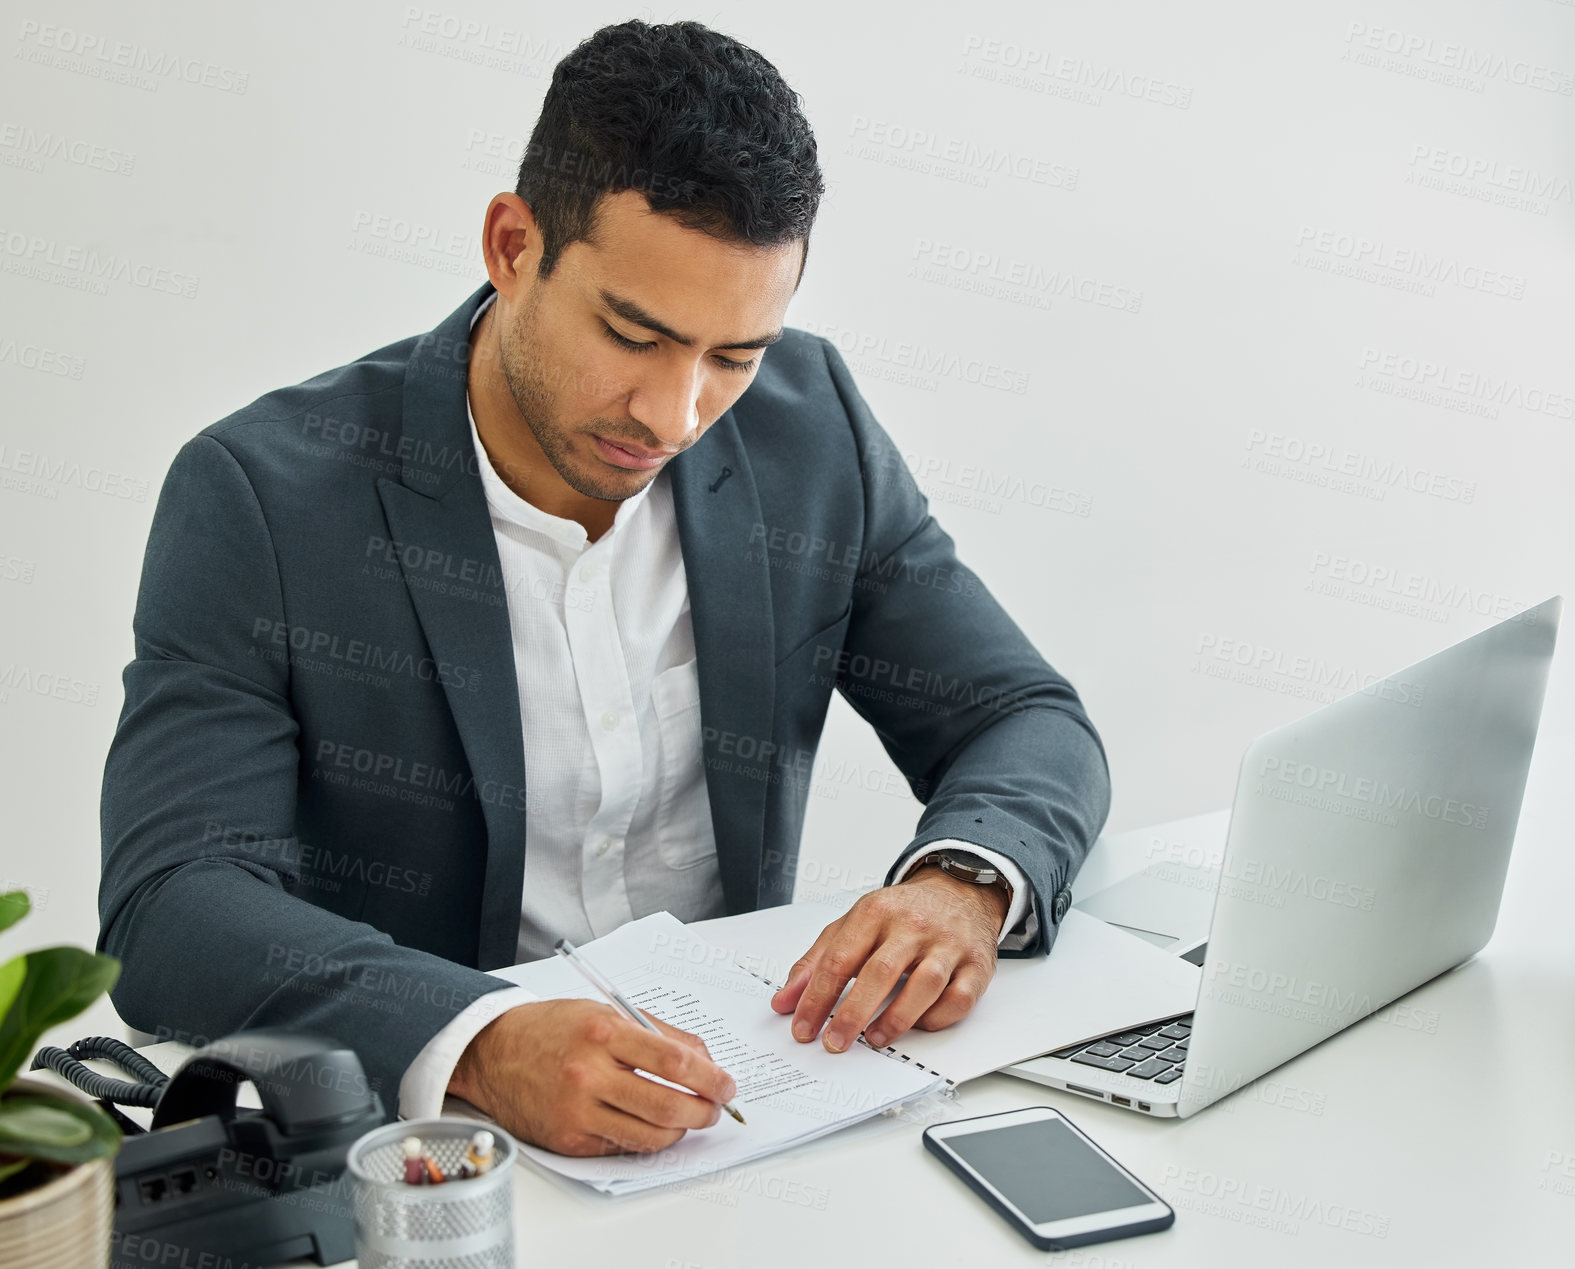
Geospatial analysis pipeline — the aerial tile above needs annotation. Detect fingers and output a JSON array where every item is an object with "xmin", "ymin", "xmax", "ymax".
[
  {"xmin": 599, "ymin": 1066, "xmax": 721, "ymax": 1132},
  {"xmin": 566, "ymin": 1104, "xmax": 691, "ymax": 1157},
  {"xmin": 649, "ymin": 1013, "xmax": 712, "ymax": 1060},
  {"xmin": 907, "ymin": 959, "xmax": 994, "ymax": 1034},
  {"xmin": 821, "ymin": 940, "xmax": 932, "ymax": 1053},
  {"xmin": 770, "ymin": 918, "xmax": 845, "ymax": 1015},
  {"xmin": 858, "ymin": 953, "xmax": 960, "ymax": 1050},
  {"xmin": 605, "ymin": 1018, "xmax": 737, "ymax": 1106},
  {"xmin": 786, "ymin": 920, "xmax": 881, "ymax": 1046}
]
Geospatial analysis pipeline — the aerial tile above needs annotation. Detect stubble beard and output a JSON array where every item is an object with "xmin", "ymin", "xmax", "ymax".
[{"xmin": 496, "ymin": 294, "xmax": 658, "ymax": 504}]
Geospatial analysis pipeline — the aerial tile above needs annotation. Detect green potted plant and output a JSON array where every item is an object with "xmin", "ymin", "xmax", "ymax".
[{"xmin": 0, "ymin": 890, "xmax": 123, "ymax": 1268}]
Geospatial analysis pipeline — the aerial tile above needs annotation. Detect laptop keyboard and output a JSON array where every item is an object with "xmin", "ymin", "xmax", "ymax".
[{"xmin": 1048, "ymin": 1015, "xmax": 1193, "ymax": 1086}]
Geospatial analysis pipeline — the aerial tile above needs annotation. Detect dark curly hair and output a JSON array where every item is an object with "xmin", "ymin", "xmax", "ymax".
[{"xmin": 515, "ymin": 19, "xmax": 824, "ymax": 281}]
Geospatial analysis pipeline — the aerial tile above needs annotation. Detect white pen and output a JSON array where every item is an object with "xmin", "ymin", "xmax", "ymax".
[{"xmin": 554, "ymin": 937, "xmax": 746, "ymax": 1125}]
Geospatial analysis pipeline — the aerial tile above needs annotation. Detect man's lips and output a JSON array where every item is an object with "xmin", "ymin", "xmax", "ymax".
[{"xmin": 592, "ymin": 435, "xmax": 675, "ymax": 470}]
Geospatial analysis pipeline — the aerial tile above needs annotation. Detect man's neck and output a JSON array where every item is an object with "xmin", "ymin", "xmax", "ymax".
[{"xmin": 467, "ymin": 298, "xmax": 619, "ymax": 542}]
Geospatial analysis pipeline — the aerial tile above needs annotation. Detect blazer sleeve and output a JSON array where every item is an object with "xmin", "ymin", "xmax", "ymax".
[
  {"xmin": 814, "ymin": 339, "xmax": 1113, "ymax": 956},
  {"xmin": 98, "ymin": 433, "xmax": 519, "ymax": 1108}
]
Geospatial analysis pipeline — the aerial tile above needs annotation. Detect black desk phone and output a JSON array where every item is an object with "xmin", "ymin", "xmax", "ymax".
[{"xmin": 34, "ymin": 1029, "xmax": 385, "ymax": 1267}]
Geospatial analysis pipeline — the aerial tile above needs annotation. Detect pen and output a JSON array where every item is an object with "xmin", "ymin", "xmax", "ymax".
[{"xmin": 553, "ymin": 937, "xmax": 746, "ymax": 1125}]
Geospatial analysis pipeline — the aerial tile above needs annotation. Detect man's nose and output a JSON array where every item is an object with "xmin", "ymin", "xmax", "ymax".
[{"xmin": 630, "ymin": 360, "xmax": 703, "ymax": 447}]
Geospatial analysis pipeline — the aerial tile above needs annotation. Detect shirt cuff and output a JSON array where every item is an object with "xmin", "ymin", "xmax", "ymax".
[
  {"xmin": 397, "ymin": 985, "xmax": 540, "ymax": 1120},
  {"xmin": 892, "ymin": 840, "xmax": 1034, "ymax": 948}
]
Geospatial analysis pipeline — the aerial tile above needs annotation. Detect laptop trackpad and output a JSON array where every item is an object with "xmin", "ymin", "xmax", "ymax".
[{"xmin": 1073, "ymin": 863, "xmax": 1218, "ymax": 953}]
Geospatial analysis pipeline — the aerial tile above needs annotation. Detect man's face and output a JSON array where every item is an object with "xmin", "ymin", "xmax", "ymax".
[{"xmin": 492, "ymin": 189, "xmax": 804, "ymax": 502}]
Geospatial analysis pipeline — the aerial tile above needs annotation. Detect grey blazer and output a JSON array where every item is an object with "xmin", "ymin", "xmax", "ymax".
[{"xmin": 98, "ymin": 280, "xmax": 1111, "ymax": 1105}]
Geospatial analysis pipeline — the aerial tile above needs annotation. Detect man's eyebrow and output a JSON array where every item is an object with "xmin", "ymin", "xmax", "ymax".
[{"xmin": 598, "ymin": 289, "xmax": 783, "ymax": 350}]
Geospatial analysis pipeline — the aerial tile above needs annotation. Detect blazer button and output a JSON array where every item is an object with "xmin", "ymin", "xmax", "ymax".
[{"xmin": 1051, "ymin": 885, "xmax": 1073, "ymax": 924}]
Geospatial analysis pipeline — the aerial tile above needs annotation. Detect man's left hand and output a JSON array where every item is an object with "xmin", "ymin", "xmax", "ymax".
[{"xmin": 769, "ymin": 865, "xmax": 1007, "ymax": 1052}]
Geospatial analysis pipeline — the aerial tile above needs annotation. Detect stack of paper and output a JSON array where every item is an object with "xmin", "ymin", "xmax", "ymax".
[
  {"xmin": 688, "ymin": 903, "xmax": 1204, "ymax": 1083},
  {"xmin": 490, "ymin": 912, "xmax": 944, "ymax": 1195}
]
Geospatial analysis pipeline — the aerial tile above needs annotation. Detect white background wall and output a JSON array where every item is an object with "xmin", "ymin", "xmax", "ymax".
[{"xmin": 2, "ymin": 1, "xmax": 1571, "ymax": 1047}]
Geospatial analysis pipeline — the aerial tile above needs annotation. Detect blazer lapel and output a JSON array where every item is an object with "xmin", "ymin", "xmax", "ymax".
[
  {"xmin": 376, "ymin": 281, "xmax": 527, "ymax": 971},
  {"xmin": 669, "ymin": 416, "xmax": 777, "ymax": 915}
]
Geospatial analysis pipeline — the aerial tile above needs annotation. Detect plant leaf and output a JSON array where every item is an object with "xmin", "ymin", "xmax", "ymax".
[
  {"xmin": 0, "ymin": 948, "xmax": 120, "ymax": 1090},
  {"xmin": 0, "ymin": 1101, "xmax": 90, "ymax": 1147},
  {"xmin": 0, "ymin": 956, "xmax": 23, "ymax": 1028},
  {"xmin": 0, "ymin": 1155, "xmax": 31, "ymax": 1184},
  {"xmin": 0, "ymin": 892, "xmax": 28, "ymax": 936},
  {"xmin": 0, "ymin": 1096, "xmax": 120, "ymax": 1164}
]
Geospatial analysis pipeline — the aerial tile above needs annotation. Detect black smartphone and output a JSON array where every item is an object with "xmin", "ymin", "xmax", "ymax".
[{"xmin": 922, "ymin": 1106, "xmax": 1175, "ymax": 1251}]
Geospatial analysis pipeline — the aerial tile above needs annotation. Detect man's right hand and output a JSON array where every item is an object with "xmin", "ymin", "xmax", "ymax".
[{"xmin": 447, "ymin": 999, "xmax": 738, "ymax": 1156}]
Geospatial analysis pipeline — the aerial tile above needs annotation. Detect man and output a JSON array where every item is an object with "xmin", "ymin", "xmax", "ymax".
[{"xmin": 99, "ymin": 19, "xmax": 1109, "ymax": 1157}]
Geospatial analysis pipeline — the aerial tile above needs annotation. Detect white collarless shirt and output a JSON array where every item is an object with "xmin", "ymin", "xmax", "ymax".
[
  {"xmin": 472, "ymin": 369, "xmax": 727, "ymax": 962},
  {"xmin": 398, "ymin": 293, "xmax": 1031, "ymax": 1117}
]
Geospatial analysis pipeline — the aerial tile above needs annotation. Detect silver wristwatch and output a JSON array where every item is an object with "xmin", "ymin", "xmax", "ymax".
[{"xmin": 909, "ymin": 849, "xmax": 1013, "ymax": 902}]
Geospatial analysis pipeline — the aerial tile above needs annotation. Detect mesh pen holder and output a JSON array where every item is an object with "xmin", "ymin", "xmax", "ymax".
[{"xmin": 347, "ymin": 1117, "xmax": 516, "ymax": 1269}]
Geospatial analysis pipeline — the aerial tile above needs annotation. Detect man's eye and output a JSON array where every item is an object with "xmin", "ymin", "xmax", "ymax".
[
  {"xmin": 602, "ymin": 324, "xmax": 653, "ymax": 353},
  {"xmin": 603, "ymin": 323, "xmax": 757, "ymax": 373}
]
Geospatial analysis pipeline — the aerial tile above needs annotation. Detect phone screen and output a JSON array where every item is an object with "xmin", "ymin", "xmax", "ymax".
[{"xmin": 944, "ymin": 1118, "xmax": 1152, "ymax": 1224}]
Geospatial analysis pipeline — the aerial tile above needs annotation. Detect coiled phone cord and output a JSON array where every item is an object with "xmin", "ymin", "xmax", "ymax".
[{"xmin": 30, "ymin": 1035, "xmax": 169, "ymax": 1109}]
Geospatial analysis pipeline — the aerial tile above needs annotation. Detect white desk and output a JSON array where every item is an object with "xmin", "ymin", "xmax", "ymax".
[{"xmin": 117, "ymin": 767, "xmax": 1575, "ymax": 1268}]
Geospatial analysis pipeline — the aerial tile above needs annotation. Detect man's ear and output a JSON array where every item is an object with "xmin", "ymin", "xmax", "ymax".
[{"xmin": 481, "ymin": 193, "xmax": 545, "ymax": 297}]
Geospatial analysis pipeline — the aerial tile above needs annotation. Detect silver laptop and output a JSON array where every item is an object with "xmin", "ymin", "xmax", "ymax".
[{"xmin": 1005, "ymin": 596, "xmax": 1562, "ymax": 1117}]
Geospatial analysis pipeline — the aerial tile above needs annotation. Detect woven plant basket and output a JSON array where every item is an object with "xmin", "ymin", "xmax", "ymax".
[{"xmin": 0, "ymin": 1080, "xmax": 115, "ymax": 1269}]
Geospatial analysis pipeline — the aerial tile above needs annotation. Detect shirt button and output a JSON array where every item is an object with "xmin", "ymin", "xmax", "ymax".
[
  {"xmin": 595, "ymin": 838, "xmax": 612, "ymax": 858},
  {"xmin": 600, "ymin": 710, "xmax": 620, "ymax": 731},
  {"xmin": 578, "ymin": 562, "xmax": 597, "ymax": 582}
]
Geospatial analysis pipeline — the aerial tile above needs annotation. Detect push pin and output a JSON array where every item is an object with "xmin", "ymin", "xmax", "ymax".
[
  {"xmin": 401, "ymin": 1136, "xmax": 425, "ymax": 1186},
  {"xmin": 458, "ymin": 1129, "xmax": 495, "ymax": 1179}
]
